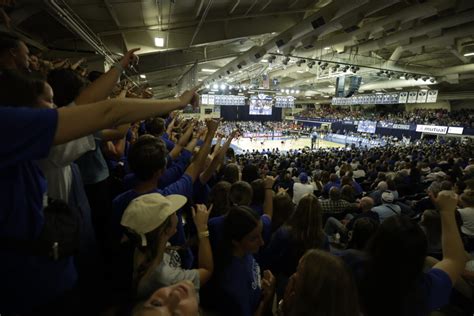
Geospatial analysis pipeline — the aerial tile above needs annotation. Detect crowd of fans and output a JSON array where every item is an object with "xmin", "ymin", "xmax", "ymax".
[
  {"xmin": 299, "ymin": 106, "xmax": 474, "ymax": 128},
  {"xmin": 1, "ymin": 31, "xmax": 474, "ymax": 316},
  {"xmin": 219, "ymin": 121, "xmax": 301, "ymax": 136}
]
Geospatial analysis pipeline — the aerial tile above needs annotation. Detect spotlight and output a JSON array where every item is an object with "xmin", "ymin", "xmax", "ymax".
[
  {"xmin": 282, "ymin": 57, "xmax": 290, "ymax": 65},
  {"xmin": 205, "ymin": 84, "xmax": 210, "ymax": 89},
  {"xmin": 268, "ymin": 55, "xmax": 276, "ymax": 63},
  {"xmin": 220, "ymin": 84, "xmax": 226, "ymax": 90},
  {"xmin": 421, "ymin": 76, "xmax": 429, "ymax": 81},
  {"xmin": 285, "ymin": 89, "xmax": 290, "ymax": 94},
  {"xmin": 429, "ymin": 77, "xmax": 436, "ymax": 83},
  {"xmin": 341, "ymin": 65, "xmax": 349, "ymax": 72},
  {"xmin": 307, "ymin": 61, "xmax": 316, "ymax": 69},
  {"xmin": 296, "ymin": 90, "xmax": 300, "ymax": 93},
  {"xmin": 413, "ymin": 75, "xmax": 420, "ymax": 80},
  {"xmin": 280, "ymin": 89, "xmax": 285, "ymax": 93},
  {"xmin": 290, "ymin": 89, "xmax": 295, "ymax": 94},
  {"xmin": 320, "ymin": 62, "xmax": 328, "ymax": 70},
  {"xmin": 212, "ymin": 83, "xmax": 219, "ymax": 89},
  {"xmin": 296, "ymin": 59, "xmax": 306, "ymax": 67}
]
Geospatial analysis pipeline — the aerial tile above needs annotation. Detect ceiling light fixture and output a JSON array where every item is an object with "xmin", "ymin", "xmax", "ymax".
[
  {"xmin": 201, "ymin": 68, "xmax": 217, "ymax": 73},
  {"xmin": 220, "ymin": 84, "xmax": 226, "ymax": 90},
  {"xmin": 212, "ymin": 83, "xmax": 219, "ymax": 89},
  {"xmin": 154, "ymin": 37, "xmax": 165, "ymax": 47},
  {"xmin": 140, "ymin": 74, "xmax": 146, "ymax": 79}
]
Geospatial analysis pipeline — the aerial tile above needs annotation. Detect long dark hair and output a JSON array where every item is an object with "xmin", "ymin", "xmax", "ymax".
[
  {"xmin": 288, "ymin": 249, "xmax": 360, "ymax": 316},
  {"xmin": 362, "ymin": 215, "xmax": 428, "ymax": 316},
  {"xmin": 286, "ymin": 194, "xmax": 325, "ymax": 251},
  {"xmin": 216, "ymin": 206, "xmax": 260, "ymax": 271}
]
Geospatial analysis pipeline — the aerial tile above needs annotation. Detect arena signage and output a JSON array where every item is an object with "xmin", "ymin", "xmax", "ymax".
[
  {"xmin": 415, "ymin": 125, "xmax": 448, "ymax": 134},
  {"xmin": 447, "ymin": 126, "xmax": 464, "ymax": 135}
]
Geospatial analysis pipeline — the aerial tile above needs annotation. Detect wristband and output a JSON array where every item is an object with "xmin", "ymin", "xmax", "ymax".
[{"xmin": 198, "ymin": 230, "xmax": 210, "ymax": 239}]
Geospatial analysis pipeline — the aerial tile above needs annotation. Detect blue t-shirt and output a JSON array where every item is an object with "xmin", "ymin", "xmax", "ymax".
[
  {"xmin": 110, "ymin": 174, "xmax": 193, "ymax": 247},
  {"xmin": 161, "ymin": 133, "xmax": 175, "ymax": 151},
  {"xmin": 158, "ymin": 149, "xmax": 192, "ymax": 189},
  {"xmin": 338, "ymin": 250, "xmax": 453, "ymax": 315},
  {"xmin": 0, "ymin": 107, "xmax": 77, "ymax": 313},
  {"xmin": 209, "ymin": 214, "xmax": 272, "ymax": 255},
  {"xmin": 216, "ymin": 254, "xmax": 262, "ymax": 316},
  {"xmin": 261, "ymin": 226, "xmax": 330, "ymax": 275}
]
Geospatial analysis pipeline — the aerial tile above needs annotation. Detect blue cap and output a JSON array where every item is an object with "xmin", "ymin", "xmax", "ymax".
[{"xmin": 299, "ymin": 172, "xmax": 308, "ymax": 183}]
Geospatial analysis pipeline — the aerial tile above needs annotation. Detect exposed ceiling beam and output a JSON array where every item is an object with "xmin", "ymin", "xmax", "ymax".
[
  {"xmin": 97, "ymin": 8, "xmax": 317, "ymax": 37},
  {"xmin": 103, "ymin": 0, "xmax": 127, "ymax": 50}
]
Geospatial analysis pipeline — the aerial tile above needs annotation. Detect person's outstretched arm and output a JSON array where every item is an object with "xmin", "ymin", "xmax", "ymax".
[
  {"xmin": 54, "ymin": 88, "xmax": 199, "ymax": 145},
  {"xmin": 263, "ymin": 176, "xmax": 277, "ymax": 219},
  {"xmin": 184, "ymin": 119, "xmax": 219, "ymax": 182},
  {"xmin": 169, "ymin": 120, "xmax": 195, "ymax": 160},
  {"xmin": 433, "ymin": 190, "xmax": 468, "ymax": 285},
  {"xmin": 193, "ymin": 204, "xmax": 214, "ymax": 285},
  {"xmin": 75, "ymin": 49, "xmax": 140, "ymax": 105},
  {"xmin": 200, "ymin": 131, "xmax": 236, "ymax": 184}
]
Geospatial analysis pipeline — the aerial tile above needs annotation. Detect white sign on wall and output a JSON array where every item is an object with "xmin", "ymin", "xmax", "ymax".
[
  {"xmin": 426, "ymin": 90, "xmax": 438, "ymax": 103},
  {"xmin": 407, "ymin": 91, "xmax": 418, "ymax": 103},
  {"xmin": 416, "ymin": 90, "xmax": 428, "ymax": 103},
  {"xmin": 398, "ymin": 92, "xmax": 408, "ymax": 103},
  {"xmin": 447, "ymin": 126, "xmax": 464, "ymax": 135},
  {"xmin": 416, "ymin": 125, "xmax": 448, "ymax": 134}
]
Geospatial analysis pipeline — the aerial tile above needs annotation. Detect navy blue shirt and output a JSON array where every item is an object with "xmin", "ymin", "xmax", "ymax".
[
  {"xmin": 0, "ymin": 107, "xmax": 77, "ymax": 313},
  {"xmin": 110, "ymin": 174, "xmax": 193, "ymax": 248}
]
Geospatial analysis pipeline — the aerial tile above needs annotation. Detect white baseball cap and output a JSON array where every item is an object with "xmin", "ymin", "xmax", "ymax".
[{"xmin": 121, "ymin": 193, "xmax": 187, "ymax": 246}]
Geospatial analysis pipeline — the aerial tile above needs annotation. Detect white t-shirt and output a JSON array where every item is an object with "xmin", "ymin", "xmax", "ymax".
[
  {"xmin": 293, "ymin": 182, "xmax": 315, "ymax": 205},
  {"xmin": 458, "ymin": 207, "xmax": 474, "ymax": 236},
  {"xmin": 38, "ymin": 135, "xmax": 95, "ymax": 201},
  {"xmin": 136, "ymin": 243, "xmax": 200, "ymax": 300}
]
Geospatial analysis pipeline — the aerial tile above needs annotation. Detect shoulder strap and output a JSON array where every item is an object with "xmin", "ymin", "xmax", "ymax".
[{"xmin": 385, "ymin": 204, "xmax": 399, "ymax": 215}]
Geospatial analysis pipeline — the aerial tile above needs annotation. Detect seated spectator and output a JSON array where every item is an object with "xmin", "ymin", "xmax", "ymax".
[
  {"xmin": 319, "ymin": 187, "xmax": 359, "ymax": 214},
  {"xmin": 132, "ymin": 280, "xmax": 198, "ymax": 316},
  {"xmin": 457, "ymin": 191, "xmax": 474, "ymax": 251},
  {"xmin": 371, "ymin": 191, "xmax": 401, "ymax": 222},
  {"xmin": 278, "ymin": 249, "xmax": 360, "ymax": 316},
  {"xmin": 292, "ymin": 172, "xmax": 314, "ymax": 204},
  {"xmin": 121, "ymin": 193, "xmax": 212, "ymax": 300},
  {"xmin": 346, "ymin": 217, "xmax": 379, "ymax": 251},
  {"xmin": 419, "ymin": 209, "xmax": 442, "ymax": 255},
  {"xmin": 271, "ymin": 191, "xmax": 295, "ymax": 233},
  {"xmin": 368, "ymin": 181, "xmax": 388, "ymax": 206},
  {"xmin": 250, "ymin": 179, "xmax": 265, "ymax": 215},
  {"xmin": 322, "ymin": 173, "xmax": 340, "ymax": 196},
  {"xmin": 324, "ymin": 196, "xmax": 378, "ymax": 240},
  {"xmin": 340, "ymin": 184, "xmax": 357, "ymax": 203}
]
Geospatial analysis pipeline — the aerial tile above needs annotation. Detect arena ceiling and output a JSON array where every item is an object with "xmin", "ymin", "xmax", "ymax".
[{"xmin": 4, "ymin": 0, "xmax": 474, "ymax": 101}]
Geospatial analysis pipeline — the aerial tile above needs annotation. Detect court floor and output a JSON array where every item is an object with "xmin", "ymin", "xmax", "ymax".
[{"xmin": 231, "ymin": 137, "xmax": 345, "ymax": 154}]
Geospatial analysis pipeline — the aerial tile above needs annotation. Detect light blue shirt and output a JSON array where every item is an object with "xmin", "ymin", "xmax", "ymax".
[{"xmin": 372, "ymin": 203, "xmax": 401, "ymax": 222}]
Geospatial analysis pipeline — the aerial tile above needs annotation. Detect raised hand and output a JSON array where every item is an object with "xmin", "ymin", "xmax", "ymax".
[
  {"xmin": 261, "ymin": 270, "xmax": 276, "ymax": 303},
  {"xmin": 120, "ymin": 48, "xmax": 140, "ymax": 69},
  {"xmin": 435, "ymin": 190, "xmax": 458, "ymax": 213},
  {"xmin": 192, "ymin": 204, "xmax": 212, "ymax": 233},
  {"xmin": 263, "ymin": 175, "xmax": 277, "ymax": 190},
  {"xmin": 179, "ymin": 86, "xmax": 200, "ymax": 109}
]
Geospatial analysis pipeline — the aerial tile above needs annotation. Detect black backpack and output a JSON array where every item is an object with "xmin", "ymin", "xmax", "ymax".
[{"xmin": 0, "ymin": 198, "xmax": 81, "ymax": 260}]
